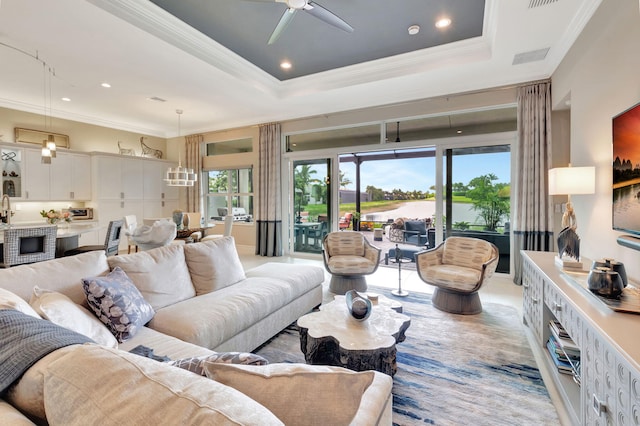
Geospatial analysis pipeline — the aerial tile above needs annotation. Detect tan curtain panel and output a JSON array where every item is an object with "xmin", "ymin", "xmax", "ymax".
[
  {"xmin": 512, "ymin": 80, "xmax": 554, "ymax": 284},
  {"xmin": 185, "ymin": 134, "xmax": 203, "ymax": 214},
  {"xmin": 256, "ymin": 123, "xmax": 282, "ymax": 257}
]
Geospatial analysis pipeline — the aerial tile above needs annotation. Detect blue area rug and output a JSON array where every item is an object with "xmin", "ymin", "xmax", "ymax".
[{"xmin": 255, "ymin": 288, "xmax": 559, "ymax": 425}]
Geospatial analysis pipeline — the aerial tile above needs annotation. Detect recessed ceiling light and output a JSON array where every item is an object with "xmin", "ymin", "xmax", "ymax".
[
  {"xmin": 435, "ymin": 18, "xmax": 452, "ymax": 29},
  {"xmin": 61, "ymin": 97, "xmax": 71, "ymax": 102},
  {"xmin": 456, "ymin": 130, "xmax": 463, "ymax": 134},
  {"xmin": 408, "ymin": 25, "xmax": 420, "ymax": 35},
  {"xmin": 101, "ymin": 82, "xmax": 111, "ymax": 88},
  {"xmin": 280, "ymin": 60, "xmax": 292, "ymax": 70}
]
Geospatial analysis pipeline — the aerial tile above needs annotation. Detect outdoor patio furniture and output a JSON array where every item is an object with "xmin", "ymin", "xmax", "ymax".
[
  {"xmin": 338, "ymin": 212, "xmax": 353, "ymax": 230},
  {"xmin": 403, "ymin": 220, "xmax": 428, "ymax": 246}
]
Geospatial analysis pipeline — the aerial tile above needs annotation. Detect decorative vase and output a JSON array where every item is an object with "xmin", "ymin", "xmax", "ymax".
[
  {"xmin": 345, "ymin": 290, "xmax": 372, "ymax": 321},
  {"xmin": 172, "ymin": 211, "xmax": 184, "ymax": 230}
]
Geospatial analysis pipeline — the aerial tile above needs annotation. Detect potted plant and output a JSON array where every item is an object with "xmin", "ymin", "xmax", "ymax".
[{"xmin": 352, "ymin": 212, "xmax": 361, "ymax": 231}]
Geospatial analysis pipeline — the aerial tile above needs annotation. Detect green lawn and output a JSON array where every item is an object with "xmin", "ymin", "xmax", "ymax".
[{"xmin": 302, "ymin": 197, "xmax": 473, "ymax": 219}]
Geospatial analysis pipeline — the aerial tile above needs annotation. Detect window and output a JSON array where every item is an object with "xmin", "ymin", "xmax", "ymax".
[{"xmin": 205, "ymin": 168, "xmax": 254, "ymax": 223}]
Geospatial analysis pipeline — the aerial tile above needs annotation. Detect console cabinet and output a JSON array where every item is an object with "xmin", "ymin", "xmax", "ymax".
[{"xmin": 522, "ymin": 251, "xmax": 640, "ymax": 425}]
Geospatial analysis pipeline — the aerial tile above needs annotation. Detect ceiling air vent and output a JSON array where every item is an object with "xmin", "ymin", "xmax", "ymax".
[
  {"xmin": 529, "ymin": 0, "xmax": 559, "ymax": 8},
  {"xmin": 512, "ymin": 47, "xmax": 550, "ymax": 65}
]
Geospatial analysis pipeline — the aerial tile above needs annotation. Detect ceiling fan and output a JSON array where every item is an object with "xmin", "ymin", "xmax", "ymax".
[{"xmin": 255, "ymin": 0, "xmax": 354, "ymax": 45}]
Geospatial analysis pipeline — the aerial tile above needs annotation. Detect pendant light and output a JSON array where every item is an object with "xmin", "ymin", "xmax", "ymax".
[
  {"xmin": 164, "ymin": 109, "xmax": 197, "ymax": 187},
  {"xmin": 41, "ymin": 64, "xmax": 56, "ymax": 164}
]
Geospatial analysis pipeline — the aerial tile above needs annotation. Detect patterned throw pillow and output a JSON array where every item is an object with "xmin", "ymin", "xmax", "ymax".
[
  {"xmin": 82, "ymin": 267, "xmax": 155, "ymax": 343},
  {"xmin": 168, "ymin": 352, "xmax": 269, "ymax": 376}
]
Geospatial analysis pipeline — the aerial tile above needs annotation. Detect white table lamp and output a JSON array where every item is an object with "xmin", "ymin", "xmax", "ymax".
[{"xmin": 548, "ymin": 165, "xmax": 595, "ymax": 268}]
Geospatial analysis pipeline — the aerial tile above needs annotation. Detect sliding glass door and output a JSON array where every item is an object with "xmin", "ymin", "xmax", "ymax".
[
  {"xmin": 442, "ymin": 144, "xmax": 511, "ymax": 272},
  {"xmin": 292, "ymin": 158, "xmax": 332, "ymax": 254}
]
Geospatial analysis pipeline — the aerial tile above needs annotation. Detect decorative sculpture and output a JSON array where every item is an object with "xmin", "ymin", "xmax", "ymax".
[
  {"xmin": 557, "ymin": 226, "xmax": 580, "ymax": 261},
  {"xmin": 140, "ymin": 137, "xmax": 163, "ymax": 159},
  {"xmin": 557, "ymin": 200, "xmax": 581, "ymax": 261},
  {"xmin": 118, "ymin": 141, "xmax": 135, "ymax": 156},
  {"xmin": 345, "ymin": 290, "xmax": 372, "ymax": 321},
  {"xmin": 128, "ymin": 219, "xmax": 176, "ymax": 251}
]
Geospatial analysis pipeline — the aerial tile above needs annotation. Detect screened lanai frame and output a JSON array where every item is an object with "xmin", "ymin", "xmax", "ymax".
[{"xmin": 281, "ymin": 106, "xmax": 518, "ymax": 270}]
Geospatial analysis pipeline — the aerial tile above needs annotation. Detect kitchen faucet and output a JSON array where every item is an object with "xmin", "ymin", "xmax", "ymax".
[{"xmin": 1, "ymin": 194, "xmax": 13, "ymax": 225}]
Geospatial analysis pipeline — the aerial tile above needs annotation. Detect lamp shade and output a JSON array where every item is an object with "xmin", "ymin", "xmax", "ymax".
[{"xmin": 548, "ymin": 166, "xmax": 595, "ymax": 195}]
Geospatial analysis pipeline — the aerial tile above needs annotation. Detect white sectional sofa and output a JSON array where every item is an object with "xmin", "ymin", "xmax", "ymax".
[{"xmin": 0, "ymin": 236, "xmax": 394, "ymax": 425}]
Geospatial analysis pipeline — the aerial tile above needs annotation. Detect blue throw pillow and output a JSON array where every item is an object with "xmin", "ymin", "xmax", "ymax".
[{"xmin": 82, "ymin": 267, "xmax": 155, "ymax": 343}]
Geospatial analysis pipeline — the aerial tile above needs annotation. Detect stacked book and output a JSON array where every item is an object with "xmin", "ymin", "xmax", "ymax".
[{"xmin": 546, "ymin": 320, "xmax": 581, "ymax": 384}]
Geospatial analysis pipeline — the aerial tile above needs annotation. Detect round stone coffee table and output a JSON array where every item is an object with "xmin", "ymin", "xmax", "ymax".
[{"xmin": 297, "ymin": 294, "xmax": 410, "ymax": 376}]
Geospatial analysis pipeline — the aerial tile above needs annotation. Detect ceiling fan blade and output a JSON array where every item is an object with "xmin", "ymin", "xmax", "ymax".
[
  {"xmin": 304, "ymin": 1, "xmax": 353, "ymax": 33},
  {"xmin": 268, "ymin": 8, "xmax": 297, "ymax": 45}
]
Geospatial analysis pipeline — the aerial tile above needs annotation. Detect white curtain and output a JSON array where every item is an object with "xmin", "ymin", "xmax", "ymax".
[
  {"xmin": 512, "ymin": 80, "xmax": 554, "ymax": 284},
  {"xmin": 185, "ymin": 134, "xmax": 203, "ymax": 214},
  {"xmin": 256, "ymin": 123, "xmax": 283, "ymax": 256}
]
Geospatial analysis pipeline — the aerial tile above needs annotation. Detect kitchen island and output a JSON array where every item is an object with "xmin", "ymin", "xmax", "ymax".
[{"xmin": 0, "ymin": 222, "xmax": 101, "ymax": 259}]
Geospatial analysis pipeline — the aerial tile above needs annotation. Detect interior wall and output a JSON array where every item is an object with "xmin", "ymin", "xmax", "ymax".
[
  {"xmin": 552, "ymin": 0, "xmax": 640, "ymax": 281},
  {"xmin": 0, "ymin": 107, "xmax": 166, "ymax": 156}
]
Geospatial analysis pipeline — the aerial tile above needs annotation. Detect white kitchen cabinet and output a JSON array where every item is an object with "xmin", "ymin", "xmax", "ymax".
[
  {"xmin": 143, "ymin": 160, "xmax": 177, "ymax": 201},
  {"xmin": 93, "ymin": 155, "xmax": 143, "ymax": 201},
  {"xmin": 49, "ymin": 152, "xmax": 91, "ymax": 200},
  {"xmin": 91, "ymin": 154, "xmax": 177, "ymax": 253},
  {"xmin": 23, "ymin": 149, "xmax": 50, "ymax": 200}
]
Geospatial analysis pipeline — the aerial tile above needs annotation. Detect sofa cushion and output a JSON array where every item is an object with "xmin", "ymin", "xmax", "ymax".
[
  {"xmin": 117, "ymin": 326, "xmax": 213, "ymax": 360},
  {"xmin": 149, "ymin": 274, "xmax": 320, "ymax": 350},
  {"xmin": 420, "ymin": 264, "xmax": 482, "ymax": 292},
  {"xmin": 0, "ymin": 399, "xmax": 37, "ymax": 425},
  {"xmin": 29, "ymin": 286, "xmax": 118, "ymax": 348},
  {"xmin": 82, "ymin": 267, "xmax": 155, "ymax": 343},
  {"xmin": 0, "ymin": 288, "xmax": 40, "ymax": 319},
  {"xmin": 183, "ymin": 237, "xmax": 246, "ymax": 295},
  {"xmin": 204, "ymin": 363, "xmax": 375, "ymax": 426},
  {"xmin": 244, "ymin": 262, "xmax": 325, "ymax": 288},
  {"xmin": 327, "ymin": 255, "xmax": 377, "ymax": 274},
  {"xmin": 108, "ymin": 244, "xmax": 195, "ymax": 310},
  {"xmin": 5, "ymin": 345, "xmax": 78, "ymax": 422},
  {"xmin": 0, "ymin": 250, "xmax": 109, "ymax": 305},
  {"xmin": 42, "ymin": 345, "xmax": 284, "ymax": 425},
  {"xmin": 325, "ymin": 232, "xmax": 365, "ymax": 257},
  {"xmin": 442, "ymin": 236, "xmax": 495, "ymax": 270}
]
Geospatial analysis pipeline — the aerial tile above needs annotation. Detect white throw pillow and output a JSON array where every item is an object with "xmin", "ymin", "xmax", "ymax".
[
  {"xmin": 29, "ymin": 286, "xmax": 118, "ymax": 348},
  {"xmin": 43, "ymin": 345, "xmax": 284, "ymax": 425},
  {"xmin": 204, "ymin": 363, "xmax": 375, "ymax": 426},
  {"xmin": 107, "ymin": 244, "xmax": 195, "ymax": 310},
  {"xmin": 0, "ymin": 288, "xmax": 40, "ymax": 319},
  {"xmin": 183, "ymin": 237, "xmax": 246, "ymax": 295}
]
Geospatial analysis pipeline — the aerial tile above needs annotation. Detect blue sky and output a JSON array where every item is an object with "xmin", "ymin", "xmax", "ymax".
[{"xmin": 338, "ymin": 152, "xmax": 511, "ymax": 192}]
